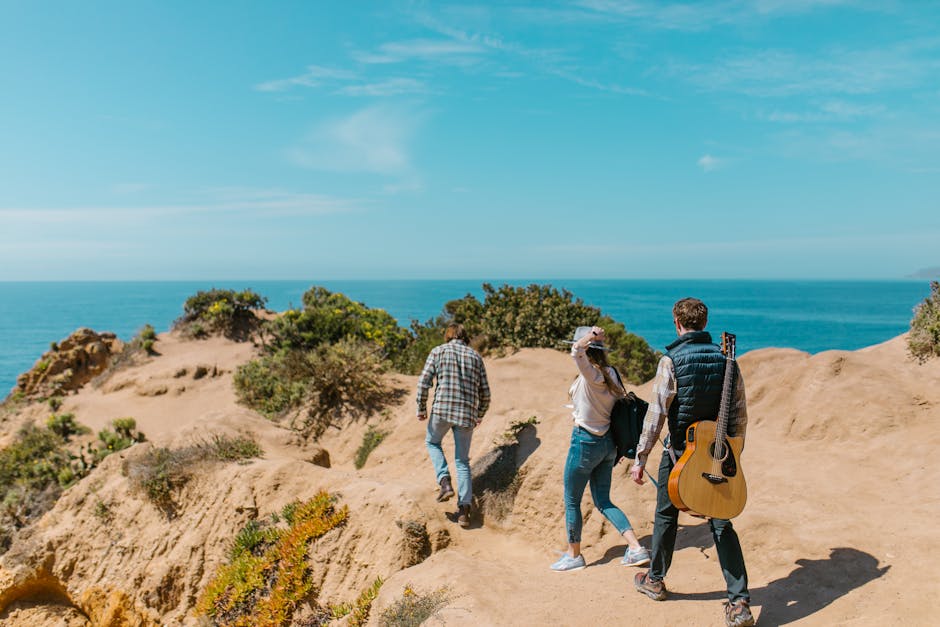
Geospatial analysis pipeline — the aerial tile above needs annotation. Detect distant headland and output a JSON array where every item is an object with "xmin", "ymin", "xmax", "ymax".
[{"xmin": 909, "ymin": 266, "xmax": 940, "ymax": 279}]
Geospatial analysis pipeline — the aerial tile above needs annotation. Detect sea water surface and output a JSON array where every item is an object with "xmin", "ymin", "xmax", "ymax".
[{"xmin": 0, "ymin": 280, "xmax": 930, "ymax": 395}]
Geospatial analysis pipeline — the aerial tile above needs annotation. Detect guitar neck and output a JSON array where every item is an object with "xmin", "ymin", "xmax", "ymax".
[{"xmin": 715, "ymin": 332, "xmax": 736, "ymax": 440}]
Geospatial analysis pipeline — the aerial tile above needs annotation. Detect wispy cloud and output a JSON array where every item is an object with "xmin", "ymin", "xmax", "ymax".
[
  {"xmin": 573, "ymin": 0, "xmax": 882, "ymax": 31},
  {"xmin": 287, "ymin": 105, "xmax": 422, "ymax": 176},
  {"xmin": 761, "ymin": 100, "xmax": 887, "ymax": 123},
  {"xmin": 697, "ymin": 154, "xmax": 723, "ymax": 172},
  {"xmin": 335, "ymin": 77, "xmax": 429, "ymax": 97},
  {"xmin": 352, "ymin": 39, "xmax": 486, "ymax": 64},
  {"xmin": 665, "ymin": 42, "xmax": 940, "ymax": 98},
  {"xmin": 412, "ymin": 9, "xmax": 647, "ymax": 96},
  {"xmin": 254, "ymin": 65, "xmax": 358, "ymax": 92},
  {"xmin": 0, "ymin": 190, "xmax": 355, "ymax": 225}
]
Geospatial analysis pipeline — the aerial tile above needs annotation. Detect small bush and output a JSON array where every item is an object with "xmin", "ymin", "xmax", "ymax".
[
  {"xmin": 124, "ymin": 433, "xmax": 261, "ymax": 519},
  {"xmin": 48, "ymin": 397, "xmax": 63, "ymax": 412},
  {"xmin": 93, "ymin": 498, "xmax": 112, "ymax": 521},
  {"xmin": 0, "ymin": 423, "xmax": 75, "ymax": 552},
  {"xmin": 405, "ymin": 284, "xmax": 659, "ymax": 383},
  {"xmin": 379, "ymin": 584, "xmax": 451, "ymax": 627},
  {"xmin": 354, "ymin": 425, "xmax": 388, "ymax": 469},
  {"xmin": 235, "ymin": 339, "xmax": 392, "ymax": 440},
  {"xmin": 200, "ymin": 433, "xmax": 263, "ymax": 462},
  {"xmin": 124, "ymin": 446, "xmax": 200, "ymax": 518},
  {"xmin": 910, "ymin": 281, "xmax": 940, "ymax": 363},
  {"xmin": 176, "ymin": 288, "xmax": 268, "ymax": 341},
  {"xmin": 46, "ymin": 412, "xmax": 87, "ymax": 441},
  {"xmin": 232, "ymin": 354, "xmax": 307, "ymax": 419},
  {"xmin": 263, "ymin": 287, "xmax": 409, "ymax": 357},
  {"xmin": 139, "ymin": 324, "xmax": 157, "ymax": 341},
  {"xmin": 331, "ymin": 577, "xmax": 384, "ymax": 626},
  {"xmin": 96, "ymin": 418, "xmax": 145, "ymax": 460},
  {"xmin": 197, "ymin": 491, "xmax": 349, "ymax": 626}
]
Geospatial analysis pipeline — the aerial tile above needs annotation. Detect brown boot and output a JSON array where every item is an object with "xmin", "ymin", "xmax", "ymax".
[
  {"xmin": 724, "ymin": 600, "xmax": 755, "ymax": 627},
  {"xmin": 436, "ymin": 476, "xmax": 455, "ymax": 502},
  {"xmin": 634, "ymin": 572, "xmax": 667, "ymax": 601},
  {"xmin": 457, "ymin": 504, "xmax": 471, "ymax": 528}
]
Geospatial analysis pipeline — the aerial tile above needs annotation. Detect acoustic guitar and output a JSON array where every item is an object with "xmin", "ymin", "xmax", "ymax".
[{"xmin": 667, "ymin": 332, "xmax": 747, "ymax": 519}]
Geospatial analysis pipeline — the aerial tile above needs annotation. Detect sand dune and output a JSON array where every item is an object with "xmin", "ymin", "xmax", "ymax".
[{"xmin": 0, "ymin": 331, "xmax": 937, "ymax": 625}]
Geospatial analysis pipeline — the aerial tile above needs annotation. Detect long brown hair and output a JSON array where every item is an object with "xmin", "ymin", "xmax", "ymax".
[{"xmin": 586, "ymin": 346, "xmax": 624, "ymax": 397}]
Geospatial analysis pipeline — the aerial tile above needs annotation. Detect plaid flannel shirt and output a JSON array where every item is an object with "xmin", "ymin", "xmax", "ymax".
[
  {"xmin": 416, "ymin": 339, "xmax": 491, "ymax": 428},
  {"xmin": 632, "ymin": 355, "xmax": 748, "ymax": 468}
]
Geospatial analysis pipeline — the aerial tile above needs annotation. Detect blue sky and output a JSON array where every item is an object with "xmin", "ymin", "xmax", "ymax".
[{"xmin": 1, "ymin": 0, "xmax": 938, "ymax": 280}]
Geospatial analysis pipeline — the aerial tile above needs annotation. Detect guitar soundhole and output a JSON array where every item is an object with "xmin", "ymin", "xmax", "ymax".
[{"xmin": 708, "ymin": 439, "xmax": 738, "ymax": 477}]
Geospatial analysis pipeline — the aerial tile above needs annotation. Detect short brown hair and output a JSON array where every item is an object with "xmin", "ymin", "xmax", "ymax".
[
  {"xmin": 673, "ymin": 298, "xmax": 708, "ymax": 331},
  {"xmin": 444, "ymin": 323, "xmax": 469, "ymax": 342}
]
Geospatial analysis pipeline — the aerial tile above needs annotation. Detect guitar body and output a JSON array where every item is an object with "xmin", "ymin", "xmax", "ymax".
[{"xmin": 667, "ymin": 420, "xmax": 747, "ymax": 519}]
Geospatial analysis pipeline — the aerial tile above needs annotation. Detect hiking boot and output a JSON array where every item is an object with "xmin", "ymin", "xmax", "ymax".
[
  {"xmin": 550, "ymin": 553, "xmax": 586, "ymax": 572},
  {"xmin": 457, "ymin": 504, "xmax": 471, "ymax": 528},
  {"xmin": 621, "ymin": 547, "xmax": 651, "ymax": 567},
  {"xmin": 436, "ymin": 476, "xmax": 455, "ymax": 502},
  {"xmin": 724, "ymin": 600, "xmax": 755, "ymax": 627},
  {"xmin": 634, "ymin": 572, "xmax": 667, "ymax": 601}
]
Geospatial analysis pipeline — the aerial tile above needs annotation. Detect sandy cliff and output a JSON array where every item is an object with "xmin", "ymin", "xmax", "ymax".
[{"xmin": 0, "ymin": 331, "xmax": 937, "ymax": 626}]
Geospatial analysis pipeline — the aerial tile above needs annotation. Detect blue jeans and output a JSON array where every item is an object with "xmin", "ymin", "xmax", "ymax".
[
  {"xmin": 425, "ymin": 415, "xmax": 474, "ymax": 506},
  {"xmin": 564, "ymin": 426, "xmax": 632, "ymax": 544}
]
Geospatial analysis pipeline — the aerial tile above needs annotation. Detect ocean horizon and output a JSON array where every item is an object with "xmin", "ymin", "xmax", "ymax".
[{"xmin": 0, "ymin": 279, "xmax": 931, "ymax": 396}]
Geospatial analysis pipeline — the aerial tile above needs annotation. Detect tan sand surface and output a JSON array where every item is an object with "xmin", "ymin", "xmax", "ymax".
[{"xmin": 0, "ymin": 331, "xmax": 937, "ymax": 625}]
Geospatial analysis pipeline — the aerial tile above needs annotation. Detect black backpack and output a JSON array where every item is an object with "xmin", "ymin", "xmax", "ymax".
[{"xmin": 610, "ymin": 368, "xmax": 649, "ymax": 463}]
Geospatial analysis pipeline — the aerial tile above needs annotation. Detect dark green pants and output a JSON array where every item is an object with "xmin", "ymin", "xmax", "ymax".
[{"xmin": 649, "ymin": 450, "xmax": 750, "ymax": 602}]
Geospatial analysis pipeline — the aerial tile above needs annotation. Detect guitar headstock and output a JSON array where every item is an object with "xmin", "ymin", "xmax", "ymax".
[{"xmin": 721, "ymin": 332, "xmax": 737, "ymax": 360}]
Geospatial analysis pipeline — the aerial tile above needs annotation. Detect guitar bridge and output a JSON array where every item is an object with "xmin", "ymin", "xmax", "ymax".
[{"xmin": 702, "ymin": 473, "xmax": 728, "ymax": 485}]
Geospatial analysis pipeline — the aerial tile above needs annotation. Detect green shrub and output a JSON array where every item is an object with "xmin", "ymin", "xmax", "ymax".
[
  {"xmin": 124, "ymin": 433, "xmax": 260, "ymax": 519},
  {"xmin": 910, "ymin": 281, "xmax": 940, "ymax": 363},
  {"xmin": 354, "ymin": 425, "xmax": 388, "ymax": 469},
  {"xmin": 124, "ymin": 446, "xmax": 198, "ymax": 518},
  {"xmin": 235, "ymin": 339, "xmax": 391, "ymax": 440},
  {"xmin": 176, "ymin": 288, "xmax": 268, "ymax": 341},
  {"xmin": 0, "ymin": 423, "xmax": 74, "ymax": 552},
  {"xmin": 406, "ymin": 284, "xmax": 659, "ymax": 383},
  {"xmin": 232, "ymin": 354, "xmax": 307, "ymax": 419},
  {"xmin": 264, "ymin": 287, "xmax": 409, "ymax": 357},
  {"xmin": 379, "ymin": 584, "xmax": 451, "ymax": 627},
  {"xmin": 139, "ymin": 324, "xmax": 157, "ymax": 341},
  {"xmin": 197, "ymin": 491, "xmax": 349, "ymax": 626},
  {"xmin": 199, "ymin": 433, "xmax": 263, "ymax": 462},
  {"xmin": 96, "ymin": 418, "xmax": 145, "ymax": 460},
  {"xmin": 48, "ymin": 397, "xmax": 63, "ymax": 412},
  {"xmin": 93, "ymin": 498, "xmax": 112, "ymax": 521},
  {"xmin": 391, "ymin": 317, "xmax": 451, "ymax": 375},
  {"xmin": 46, "ymin": 412, "xmax": 87, "ymax": 441},
  {"xmin": 331, "ymin": 577, "xmax": 384, "ymax": 626}
]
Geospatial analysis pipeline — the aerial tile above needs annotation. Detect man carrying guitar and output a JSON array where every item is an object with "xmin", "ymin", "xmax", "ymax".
[{"xmin": 629, "ymin": 298, "xmax": 754, "ymax": 627}]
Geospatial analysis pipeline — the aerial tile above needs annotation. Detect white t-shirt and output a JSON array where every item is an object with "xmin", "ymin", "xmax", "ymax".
[{"xmin": 568, "ymin": 344, "xmax": 621, "ymax": 435}]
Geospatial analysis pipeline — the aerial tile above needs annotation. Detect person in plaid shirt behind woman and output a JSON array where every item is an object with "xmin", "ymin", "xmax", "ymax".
[{"xmin": 417, "ymin": 323, "xmax": 491, "ymax": 528}]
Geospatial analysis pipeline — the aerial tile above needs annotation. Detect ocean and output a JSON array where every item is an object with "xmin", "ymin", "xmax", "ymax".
[{"xmin": 0, "ymin": 280, "xmax": 930, "ymax": 395}]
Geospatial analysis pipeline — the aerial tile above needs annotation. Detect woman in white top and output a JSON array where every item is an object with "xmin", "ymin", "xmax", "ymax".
[{"xmin": 551, "ymin": 325, "xmax": 650, "ymax": 572}]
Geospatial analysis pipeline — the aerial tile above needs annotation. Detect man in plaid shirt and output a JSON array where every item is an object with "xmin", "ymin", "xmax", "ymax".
[{"xmin": 417, "ymin": 323, "xmax": 491, "ymax": 529}]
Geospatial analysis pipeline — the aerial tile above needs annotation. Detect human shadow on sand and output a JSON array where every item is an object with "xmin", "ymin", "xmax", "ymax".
[
  {"xmin": 666, "ymin": 546, "xmax": 890, "ymax": 625},
  {"xmin": 467, "ymin": 421, "xmax": 541, "ymax": 529}
]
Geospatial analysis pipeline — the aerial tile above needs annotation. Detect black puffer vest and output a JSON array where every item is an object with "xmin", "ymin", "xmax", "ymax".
[{"xmin": 666, "ymin": 331, "xmax": 726, "ymax": 450}]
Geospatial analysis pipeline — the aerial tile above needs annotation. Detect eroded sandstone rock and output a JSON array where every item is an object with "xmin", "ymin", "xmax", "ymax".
[{"xmin": 15, "ymin": 329, "xmax": 123, "ymax": 398}]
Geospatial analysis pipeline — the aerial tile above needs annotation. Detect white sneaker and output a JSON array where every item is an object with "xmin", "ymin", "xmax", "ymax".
[
  {"xmin": 550, "ymin": 553, "xmax": 586, "ymax": 572},
  {"xmin": 622, "ymin": 547, "xmax": 651, "ymax": 567}
]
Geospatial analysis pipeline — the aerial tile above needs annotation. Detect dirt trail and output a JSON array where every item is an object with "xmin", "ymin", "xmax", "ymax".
[{"xmin": 0, "ymin": 332, "xmax": 936, "ymax": 626}]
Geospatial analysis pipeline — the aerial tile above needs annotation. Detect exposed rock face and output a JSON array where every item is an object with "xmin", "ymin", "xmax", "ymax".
[{"xmin": 15, "ymin": 329, "xmax": 123, "ymax": 398}]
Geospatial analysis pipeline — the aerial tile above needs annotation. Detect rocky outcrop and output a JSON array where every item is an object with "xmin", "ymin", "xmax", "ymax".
[{"xmin": 15, "ymin": 329, "xmax": 123, "ymax": 398}]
